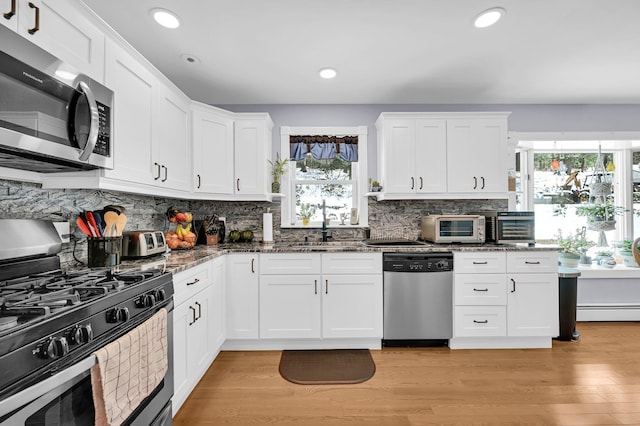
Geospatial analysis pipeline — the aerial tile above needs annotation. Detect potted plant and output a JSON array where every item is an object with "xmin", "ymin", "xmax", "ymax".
[
  {"xmin": 556, "ymin": 228, "xmax": 593, "ymax": 267},
  {"xmin": 268, "ymin": 153, "xmax": 289, "ymax": 194},
  {"xmin": 370, "ymin": 180, "xmax": 382, "ymax": 192},
  {"xmin": 299, "ymin": 203, "xmax": 316, "ymax": 226},
  {"xmin": 575, "ymin": 203, "xmax": 626, "ymax": 232}
]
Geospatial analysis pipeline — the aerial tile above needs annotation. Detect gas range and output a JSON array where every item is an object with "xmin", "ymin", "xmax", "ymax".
[{"xmin": 0, "ymin": 220, "xmax": 174, "ymax": 424}]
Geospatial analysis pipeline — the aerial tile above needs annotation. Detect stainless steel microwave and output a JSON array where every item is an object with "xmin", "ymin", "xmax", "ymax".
[
  {"xmin": 421, "ymin": 215, "xmax": 486, "ymax": 243},
  {"xmin": 0, "ymin": 24, "xmax": 113, "ymax": 172}
]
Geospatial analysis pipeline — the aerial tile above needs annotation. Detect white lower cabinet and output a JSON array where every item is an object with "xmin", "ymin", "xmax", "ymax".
[
  {"xmin": 259, "ymin": 253, "xmax": 383, "ymax": 340},
  {"xmin": 173, "ymin": 261, "xmax": 219, "ymax": 414},
  {"xmin": 451, "ymin": 251, "xmax": 558, "ymax": 349},
  {"xmin": 225, "ymin": 253, "xmax": 259, "ymax": 339}
]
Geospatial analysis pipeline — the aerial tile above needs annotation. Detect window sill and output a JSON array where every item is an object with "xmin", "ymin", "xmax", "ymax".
[{"xmin": 281, "ymin": 223, "xmax": 369, "ymax": 229}]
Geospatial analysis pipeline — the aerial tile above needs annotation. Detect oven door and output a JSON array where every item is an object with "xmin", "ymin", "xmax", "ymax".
[{"xmin": 0, "ymin": 310, "xmax": 174, "ymax": 426}]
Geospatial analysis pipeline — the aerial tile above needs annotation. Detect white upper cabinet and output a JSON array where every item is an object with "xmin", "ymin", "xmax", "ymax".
[
  {"xmin": 2, "ymin": 0, "xmax": 105, "ymax": 81},
  {"xmin": 191, "ymin": 102, "xmax": 234, "ymax": 195},
  {"xmin": 233, "ymin": 115, "xmax": 272, "ymax": 199},
  {"xmin": 446, "ymin": 118, "xmax": 508, "ymax": 193},
  {"xmin": 376, "ymin": 112, "xmax": 510, "ymax": 199}
]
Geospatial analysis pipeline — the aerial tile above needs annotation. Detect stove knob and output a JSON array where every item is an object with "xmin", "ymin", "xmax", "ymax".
[
  {"xmin": 154, "ymin": 289, "xmax": 166, "ymax": 301},
  {"xmin": 69, "ymin": 324, "xmax": 93, "ymax": 344},
  {"xmin": 35, "ymin": 337, "xmax": 69, "ymax": 359},
  {"xmin": 136, "ymin": 294, "xmax": 156, "ymax": 308},
  {"xmin": 107, "ymin": 307, "xmax": 130, "ymax": 323}
]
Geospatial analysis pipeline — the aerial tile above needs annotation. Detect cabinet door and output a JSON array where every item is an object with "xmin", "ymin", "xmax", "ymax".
[
  {"xmin": 415, "ymin": 119, "xmax": 447, "ymax": 193},
  {"xmin": 322, "ymin": 274, "xmax": 383, "ymax": 338},
  {"xmin": 103, "ymin": 39, "xmax": 156, "ymax": 185},
  {"xmin": 192, "ymin": 106, "xmax": 234, "ymax": 194},
  {"xmin": 381, "ymin": 119, "xmax": 416, "ymax": 195},
  {"xmin": 209, "ymin": 257, "xmax": 226, "ymax": 354},
  {"xmin": 16, "ymin": 0, "xmax": 105, "ymax": 81},
  {"xmin": 259, "ymin": 275, "xmax": 321, "ymax": 339},
  {"xmin": 446, "ymin": 119, "xmax": 507, "ymax": 193},
  {"xmin": 156, "ymin": 86, "xmax": 191, "ymax": 191},
  {"xmin": 225, "ymin": 254, "xmax": 259, "ymax": 339},
  {"xmin": 173, "ymin": 293, "xmax": 210, "ymax": 413},
  {"xmin": 234, "ymin": 119, "xmax": 268, "ymax": 197},
  {"xmin": 507, "ymin": 273, "xmax": 559, "ymax": 337}
]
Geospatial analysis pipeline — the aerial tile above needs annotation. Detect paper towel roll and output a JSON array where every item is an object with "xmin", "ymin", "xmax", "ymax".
[{"xmin": 263, "ymin": 212, "xmax": 273, "ymax": 242}]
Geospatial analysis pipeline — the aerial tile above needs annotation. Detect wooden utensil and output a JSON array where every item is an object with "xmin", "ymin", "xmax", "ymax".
[
  {"xmin": 114, "ymin": 213, "xmax": 127, "ymax": 236},
  {"xmin": 102, "ymin": 211, "xmax": 119, "ymax": 237}
]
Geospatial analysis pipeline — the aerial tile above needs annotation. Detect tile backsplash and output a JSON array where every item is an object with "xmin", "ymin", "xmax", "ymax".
[{"xmin": 0, "ymin": 179, "xmax": 506, "ymax": 268}]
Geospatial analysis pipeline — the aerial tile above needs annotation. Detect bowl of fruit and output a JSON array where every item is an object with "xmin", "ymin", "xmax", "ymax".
[{"xmin": 165, "ymin": 207, "xmax": 196, "ymax": 250}]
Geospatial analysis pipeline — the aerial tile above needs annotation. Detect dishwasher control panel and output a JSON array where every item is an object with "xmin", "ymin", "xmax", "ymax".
[{"xmin": 382, "ymin": 253, "xmax": 453, "ymax": 272}]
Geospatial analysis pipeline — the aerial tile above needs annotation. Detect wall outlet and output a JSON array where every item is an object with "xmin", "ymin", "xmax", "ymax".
[{"xmin": 53, "ymin": 221, "xmax": 71, "ymax": 243}]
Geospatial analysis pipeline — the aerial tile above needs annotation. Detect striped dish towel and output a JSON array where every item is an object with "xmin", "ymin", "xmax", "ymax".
[{"xmin": 91, "ymin": 307, "xmax": 168, "ymax": 426}]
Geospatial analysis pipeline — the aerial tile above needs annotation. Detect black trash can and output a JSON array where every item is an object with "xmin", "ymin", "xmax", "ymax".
[{"xmin": 557, "ymin": 266, "xmax": 581, "ymax": 341}]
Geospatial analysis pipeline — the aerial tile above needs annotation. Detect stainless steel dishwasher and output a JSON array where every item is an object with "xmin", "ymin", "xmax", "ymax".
[{"xmin": 383, "ymin": 252, "xmax": 453, "ymax": 346}]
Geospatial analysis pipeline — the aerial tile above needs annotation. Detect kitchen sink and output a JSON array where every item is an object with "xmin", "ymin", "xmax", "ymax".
[{"xmin": 360, "ymin": 238, "xmax": 428, "ymax": 247}]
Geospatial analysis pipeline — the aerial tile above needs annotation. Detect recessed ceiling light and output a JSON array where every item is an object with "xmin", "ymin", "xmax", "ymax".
[
  {"xmin": 474, "ymin": 7, "xmax": 505, "ymax": 28},
  {"xmin": 181, "ymin": 53, "xmax": 200, "ymax": 64},
  {"xmin": 150, "ymin": 8, "xmax": 181, "ymax": 29},
  {"xmin": 319, "ymin": 68, "xmax": 337, "ymax": 79}
]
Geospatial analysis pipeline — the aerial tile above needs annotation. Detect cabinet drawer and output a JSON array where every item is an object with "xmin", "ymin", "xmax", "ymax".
[
  {"xmin": 454, "ymin": 252, "xmax": 506, "ymax": 274},
  {"xmin": 507, "ymin": 251, "xmax": 558, "ymax": 273},
  {"xmin": 260, "ymin": 253, "xmax": 321, "ymax": 274},
  {"xmin": 173, "ymin": 262, "xmax": 212, "ymax": 306},
  {"xmin": 454, "ymin": 274, "xmax": 506, "ymax": 306},
  {"xmin": 321, "ymin": 252, "xmax": 382, "ymax": 275},
  {"xmin": 455, "ymin": 306, "xmax": 506, "ymax": 337}
]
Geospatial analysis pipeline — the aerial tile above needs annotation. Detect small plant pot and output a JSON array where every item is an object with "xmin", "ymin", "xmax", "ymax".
[
  {"xmin": 271, "ymin": 181, "xmax": 280, "ymax": 193},
  {"xmin": 558, "ymin": 252, "xmax": 580, "ymax": 268},
  {"xmin": 302, "ymin": 218, "xmax": 310, "ymax": 226},
  {"xmin": 620, "ymin": 252, "xmax": 638, "ymax": 267}
]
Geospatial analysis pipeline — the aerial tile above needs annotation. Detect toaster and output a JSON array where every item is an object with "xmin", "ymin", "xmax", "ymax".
[{"xmin": 121, "ymin": 231, "xmax": 167, "ymax": 258}]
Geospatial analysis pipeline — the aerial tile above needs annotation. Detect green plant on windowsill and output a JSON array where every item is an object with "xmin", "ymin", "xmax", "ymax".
[
  {"xmin": 615, "ymin": 239, "xmax": 640, "ymax": 267},
  {"xmin": 575, "ymin": 203, "xmax": 626, "ymax": 221},
  {"xmin": 299, "ymin": 203, "xmax": 316, "ymax": 226},
  {"xmin": 556, "ymin": 228, "xmax": 594, "ymax": 267},
  {"xmin": 268, "ymin": 153, "xmax": 289, "ymax": 193}
]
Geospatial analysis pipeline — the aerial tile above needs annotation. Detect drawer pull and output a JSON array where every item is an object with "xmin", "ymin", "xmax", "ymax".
[
  {"xmin": 473, "ymin": 288, "xmax": 489, "ymax": 292},
  {"xmin": 525, "ymin": 261, "xmax": 541, "ymax": 265},
  {"xmin": 473, "ymin": 319, "xmax": 488, "ymax": 324},
  {"xmin": 28, "ymin": 2, "xmax": 39, "ymax": 34},
  {"xmin": 186, "ymin": 278, "xmax": 200, "ymax": 286},
  {"xmin": 510, "ymin": 278, "xmax": 516, "ymax": 293},
  {"xmin": 472, "ymin": 261, "xmax": 488, "ymax": 265}
]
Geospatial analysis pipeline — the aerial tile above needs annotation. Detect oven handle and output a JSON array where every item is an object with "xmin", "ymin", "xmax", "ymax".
[{"xmin": 0, "ymin": 355, "xmax": 97, "ymax": 417}]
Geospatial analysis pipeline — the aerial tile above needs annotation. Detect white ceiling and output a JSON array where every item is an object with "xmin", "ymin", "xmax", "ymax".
[{"xmin": 81, "ymin": 0, "xmax": 640, "ymax": 105}]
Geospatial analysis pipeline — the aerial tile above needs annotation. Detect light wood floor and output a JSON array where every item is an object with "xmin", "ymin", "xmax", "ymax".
[{"xmin": 173, "ymin": 322, "xmax": 640, "ymax": 425}]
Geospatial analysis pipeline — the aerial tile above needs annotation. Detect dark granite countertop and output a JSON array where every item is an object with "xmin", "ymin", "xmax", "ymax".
[{"xmin": 113, "ymin": 241, "xmax": 558, "ymax": 275}]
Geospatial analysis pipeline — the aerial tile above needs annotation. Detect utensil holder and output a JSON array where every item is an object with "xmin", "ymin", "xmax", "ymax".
[{"xmin": 87, "ymin": 236, "xmax": 122, "ymax": 267}]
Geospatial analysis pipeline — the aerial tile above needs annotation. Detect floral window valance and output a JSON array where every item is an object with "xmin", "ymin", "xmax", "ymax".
[{"xmin": 290, "ymin": 135, "xmax": 358, "ymax": 162}]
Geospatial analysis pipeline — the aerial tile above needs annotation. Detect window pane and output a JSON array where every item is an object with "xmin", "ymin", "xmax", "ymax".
[
  {"xmin": 533, "ymin": 152, "xmax": 616, "ymax": 248},
  {"xmin": 633, "ymin": 152, "xmax": 640, "ymax": 238},
  {"xmin": 295, "ymin": 156, "xmax": 352, "ymax": 180},
  {"xmin": 295, "ymin": 183, "xmax": 353, "ymax": 222}
]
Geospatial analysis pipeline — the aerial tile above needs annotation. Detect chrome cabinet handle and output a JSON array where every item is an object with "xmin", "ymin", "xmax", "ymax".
[
  {"xmin": 510, "ymin": 278, "xmax": 516, "ymax": 293},
  {"xmin": 473, "ymin": 319, "xmax": 488, "ymax": 324},
  {"xmin": 411, "ymin": 177, "xmax": 414, "ymax": 190},
  {"xmin": 473, "ymin": 176, "xmax": 478, "ymax": 189},
  {"xmin": 161, "ymin": 165, "xmax": 168, "ymax": 182},
  {"xmin": 154, "ymin": 162, "xmax": 161, "ymax": 180},
  {"xmin": 481, "ymin": 176, "xmax": 485, "ymax": 189},
  {"xmin": 28, "ymin": 2, "xmax": 39, "ymax": 34},
  {"xmin": 3, "ymin": 0, "xmax": 16, "ymax": 19},
  {"xmin": 186, "ymin": 278, "xmax": 200, "ymax": 286},
  {"xmin": 76, "ymin": 81, "xmax": 99, "ymax": 161},
  {"xmin": 473, "ymin": 288, "xmax": 489, "ymax": 292}
]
